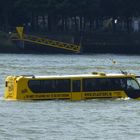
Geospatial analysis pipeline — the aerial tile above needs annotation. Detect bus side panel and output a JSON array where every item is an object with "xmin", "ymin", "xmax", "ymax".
[
  {"xmin": 16, "ymin": 78, "xmax": 29, "ymax": 100},
  {"xmin": 23, "ymin": 92, "xmax": 72, "ymax": 100},
  {"xmin": 82, "ymin": 91, "xmax": 128, "ymax": 99},
  {"xmin": 71, "ymin": 92, "xmax": 82, "ymax": 100},
  {"xmin": 111, "ymin": 91, "xmax": 128, "ymax": 98}
]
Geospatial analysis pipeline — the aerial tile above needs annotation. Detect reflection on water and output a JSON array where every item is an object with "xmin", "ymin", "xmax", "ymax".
[{"xmin": 0, "ymin": 53, "xmax": 140, "ymax": 140}]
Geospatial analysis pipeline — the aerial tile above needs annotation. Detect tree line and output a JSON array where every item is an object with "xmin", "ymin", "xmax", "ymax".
[{"xmin": 1, "ymin": 0, "xmax": 140, "ymax": 33}]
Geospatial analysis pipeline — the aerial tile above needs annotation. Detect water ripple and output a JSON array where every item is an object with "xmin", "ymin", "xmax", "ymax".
[{"xmin": 0, "ymin": 53, "xmax": 140, "ymax": 139}]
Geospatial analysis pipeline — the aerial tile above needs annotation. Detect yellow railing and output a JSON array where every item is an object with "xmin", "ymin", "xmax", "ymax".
[{"xmin": 11, "ymin": 33, "xmax": 80, "ymax": 53}]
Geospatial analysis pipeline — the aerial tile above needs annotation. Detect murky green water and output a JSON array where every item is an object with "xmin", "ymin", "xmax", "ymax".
[{"xmin": 0, "ymin": 53, "xmax": 140, "ymax": 140}]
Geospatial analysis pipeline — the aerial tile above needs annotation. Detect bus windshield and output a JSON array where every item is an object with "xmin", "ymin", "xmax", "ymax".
[{"xmin": 127, "ymin": 78, "xmax": 140, "ymax": 90}]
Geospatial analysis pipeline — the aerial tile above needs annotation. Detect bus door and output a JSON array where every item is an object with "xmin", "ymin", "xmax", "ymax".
[
  {"xmin": 71, "ymin": 79, "xmax": 82, "ymax": 100},
  {"xmin": 125, "ymin": 77, "xmax": 140, "ymax": 99}
]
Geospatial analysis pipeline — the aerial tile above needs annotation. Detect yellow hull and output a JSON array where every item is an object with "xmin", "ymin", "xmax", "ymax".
[{"xmin": 4, "ymin": 73, "xmax": 140, "ymax": 100}]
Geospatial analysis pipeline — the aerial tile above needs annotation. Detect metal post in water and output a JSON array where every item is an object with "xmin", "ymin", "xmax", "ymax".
[
  {"xmin": 19, "ymin": 40, "xmax": 24, "ymax": 49},
  {"xmin": 16, "ymin": 27, "xmax": 24, "ymax": 49}
]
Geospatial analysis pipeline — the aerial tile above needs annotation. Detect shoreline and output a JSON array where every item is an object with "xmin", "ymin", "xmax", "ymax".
[{"xmin": 1, "ymin": 31, "xmax": 140, "ymax": 54}]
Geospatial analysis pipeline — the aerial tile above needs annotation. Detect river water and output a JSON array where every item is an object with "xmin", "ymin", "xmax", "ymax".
[{"xmin": 0, "ymin": 53, "xmax": 140, "ymax": 140}]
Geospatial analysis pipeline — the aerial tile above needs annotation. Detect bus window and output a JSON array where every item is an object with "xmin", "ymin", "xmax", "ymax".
[
  {"xmin": 28, "ymin": 80, "xmax": 41, "ymax": 92},
  {"xmin": 83, "ymin": 78, "xmax": 114, "ymax": 91},
  {"xmin": 83, "ymin": 78, "xmax": 98, "ymax": 91},
  {"xmin": 110, "ymin": 78, "xmax": 126, "ymax": 90},
  {"xmin": 83, "ymin": 78, "xmax": 127, "ymax": 91},
  {"xmin": 119, "ymin": 78, "xmax": 127, "ymax": 89},
  {"xmin": 97, "ymin": 78, "xmax": 110, "ymax": 90},
  {"xmin": 28, "ymin": 79, "xmax": 71, "ymax": 93},
  {"xmin": 53, "ymin": 79, "xmax": 71, "ymax": 92},
  {"xmin": 72, "ymin": 80, "xmax": 81, "ymax": 92},
  {"xmin": 43, "ymin": 80, "xmax": 55, "ymax": 92},
  {"xmin": 127, "ymin": 78, "xmax": 140, "ymax": 90}
]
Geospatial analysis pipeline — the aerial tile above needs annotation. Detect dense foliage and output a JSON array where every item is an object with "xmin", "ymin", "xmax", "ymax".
[{"xmin": 1, "ymin": 0, "xmax": 140, "ymax": 33}]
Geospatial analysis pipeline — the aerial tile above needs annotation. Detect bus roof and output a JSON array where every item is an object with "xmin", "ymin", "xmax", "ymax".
[{"xmin": 18, "ymin": 73, "xmax": 135, "ymax": 79}]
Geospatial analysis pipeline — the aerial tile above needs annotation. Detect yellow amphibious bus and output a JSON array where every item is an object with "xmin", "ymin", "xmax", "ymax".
[{"xmin": 4, "ymin": 72, "xmax": 140, "ymax": 100}]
